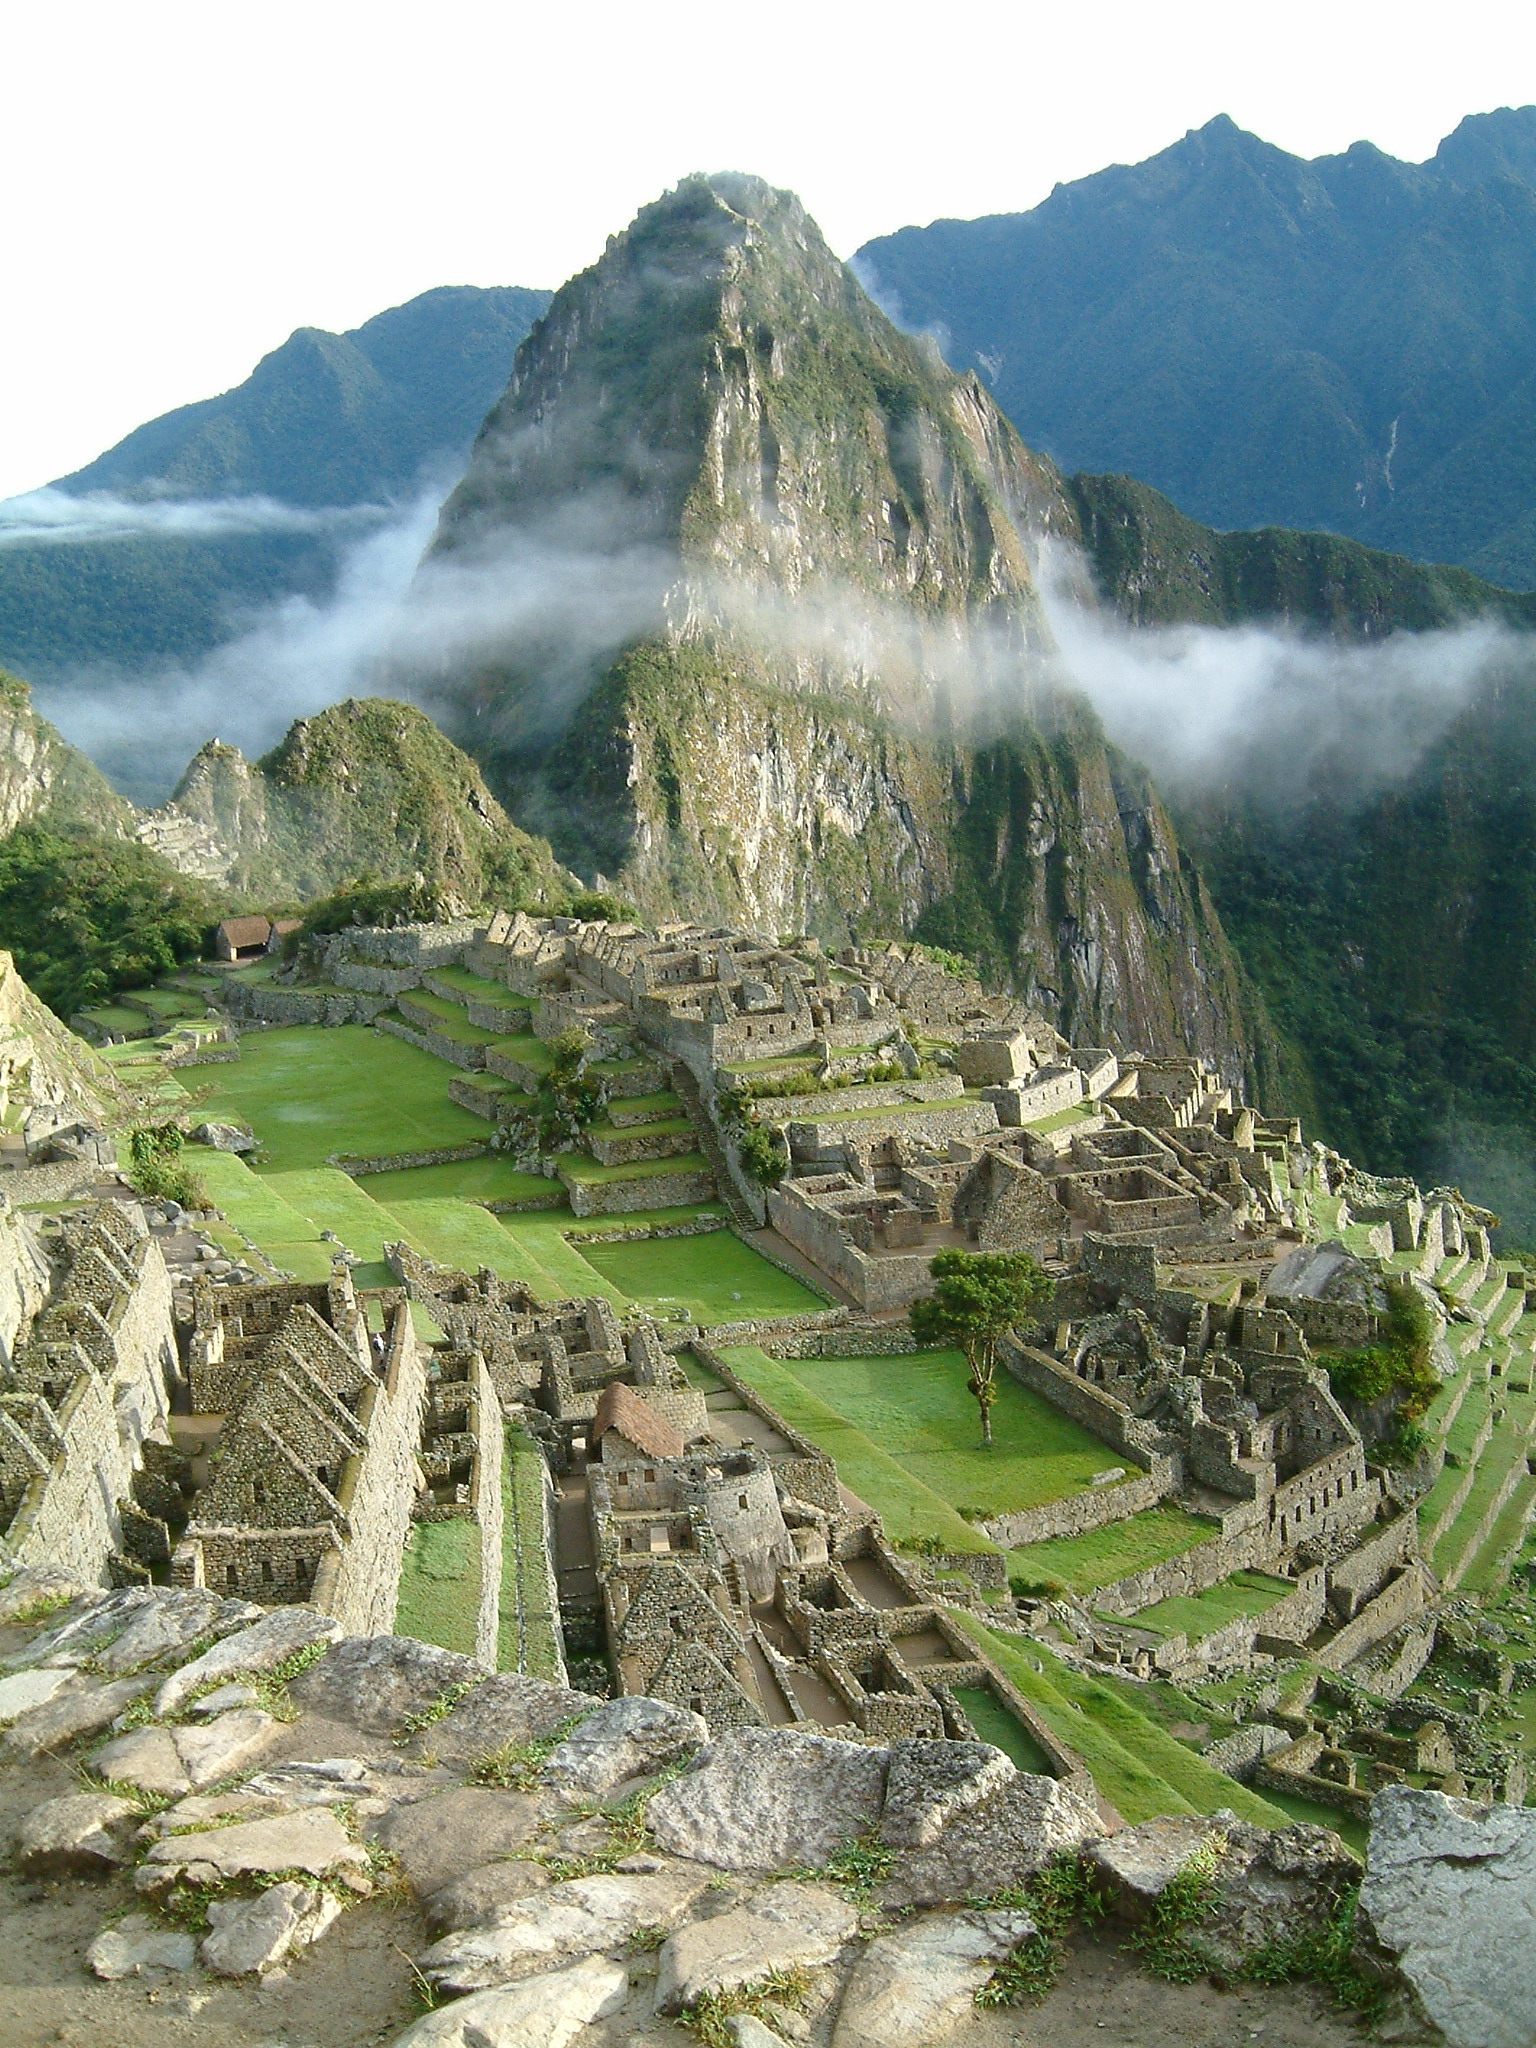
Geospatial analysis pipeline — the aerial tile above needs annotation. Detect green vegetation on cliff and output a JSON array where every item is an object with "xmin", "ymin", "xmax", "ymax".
[{"xmin": 0, "ymin": 826, "xmax": 220, "ymax": 1015}]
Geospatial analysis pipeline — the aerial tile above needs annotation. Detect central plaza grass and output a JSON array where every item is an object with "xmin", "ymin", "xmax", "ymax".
[
  {"xmin": 718, "ymin": 1346, "xmax": 997, "ymax": 1554},
  {"xmin": 200, "ymin": 1025, "xmax": 487, "ymax": 1169},
  {"xmin": 1008, "ymin": 1504, "xmax": 1217, "ymax": 1594},
  {"xmin": 578, "ymin": 1231, "xmax": 827, "ymax": 1325},
  {"xmin": 735, "ymin": 1349, "xmax": 1133, "ymax": 1519}
]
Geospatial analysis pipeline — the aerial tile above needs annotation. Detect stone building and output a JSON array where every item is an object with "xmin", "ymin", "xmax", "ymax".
[
  {"xmin": 0, "ymin": 1201, "xmax": 177, "ymax": 1583},
  {"xmin": 171, "ymin": 1273, "xmax": 426, "ymax": 1634}
]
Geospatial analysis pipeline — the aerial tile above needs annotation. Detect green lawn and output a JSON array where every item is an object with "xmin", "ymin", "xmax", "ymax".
[
  {"xmin": 493, "ymin": 1212, "xmax": 631, "ymax": 1306},
  {"xmin": 396, "ymin": 992, "xmax": 509, "ymax": 1044},
  {"xmin": 359, "ymin": 1157, "xmax": 563, "ymax": 1206},
  {"xmin": 201, "ymin": 1025, "xmax": 487, "ymax": 1168},
  {"xmin": 556, "ymin": 1149, "xmax": 711, "ymax": 1184},
  {"xmin": 1125, "ymin": 1570, "xmax": 1293, "ymax": 1641},
  {"xmin": 959, "ymin": 1621, "xmax": 1288, "ymax": 1827},
  {"xmin": 379, "ymin": 1197, "xmax": 563, "ymax": 1286},
  {"xmin": 427, "ymin": 965, "xmax": 530, "ymax": 1009},
  {"xmin": 740, "ymin": 1350, "xmax": 1129, "ymax": 1517},
  {"xmin": 578, "ymin": 1231, "xmax": 827, "ymax": 1325},
  {"xmin": 1008, "ymin": 1505, "xmax": 1217, "ymax": 1594},
  {"xmin": 952, "ymin": 1683, "xmax": 1052, "ymax": 1773},
  {"xmin": 717, "ymin": 1346, "xmax": 997, "ymax": 1554},
  {"xmin": 394, "ymin": 1517, "xmax": 481, "ymax": 1657},
  {"xmin": 263, "ymin": 1169, "xmax": 402, "ymax": 1267},
  {"xmin": 499, "ymin": 1425, "xmax": 562, "ymax": 1679}
]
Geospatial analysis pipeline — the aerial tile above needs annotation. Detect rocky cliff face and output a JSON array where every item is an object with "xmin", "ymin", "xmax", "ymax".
[
  {"xmin": 425, "ymin": 176, "xmax": 1262, "ymax": 1078},
  {"xmin": 145, "ymin": 698, "xmax": 573, "ymax": 910},
  {"xmin": 0, "ymin": 671, "xmax": 136, "ymax": 842}
]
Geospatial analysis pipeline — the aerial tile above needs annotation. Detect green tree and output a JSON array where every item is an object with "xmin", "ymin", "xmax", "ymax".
[
  {"xmin": 0, "ymin": 826, "xmax": 220, "ymax": 1017},
  {"xmin": 494, "ymin": 1026, "xmax": 606, "ymax": 1160},
  {"xmin": 909, "ymin": 1248, "xmax": 1052, "ymax": 1447}
]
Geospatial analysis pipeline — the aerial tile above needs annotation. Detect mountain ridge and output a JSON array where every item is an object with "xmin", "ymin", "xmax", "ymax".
[{"xmin": 857, "ymin": 107, "xmax": 1536, "ymax": 586}]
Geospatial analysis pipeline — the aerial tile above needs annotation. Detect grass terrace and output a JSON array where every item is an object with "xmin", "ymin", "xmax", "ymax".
[
  {"xmin": 394, "ymin": 1516, "xmax": 481, "ymax": 1658},
  {"xmin": 427, "ymin": 965, "xmax": 530, "ymax": 1008},
  {"xmin": 360, "ymin": 1157, "xmax": 563, "ymax": 1206},
  {"xmin": 1124, "ymin": 1569, "xmax": 1294, "ymax": 1641},
  {"xmin": 959, "ymin": 1621, "xmax": 1289, "ymax": 1827},
  {"xmin": 395, "ymin": 991, "xmax": 511, "ymax": 1045},
  {"xmin": 201, "ymin": 1025, "xmax": 488, "ymax": 1169},
  {"xmin": 578, "ymin": 1230, "xmax": 827, "ymax": 1324},
  {"xmin": 1008, "ymin": 1504, "xmax": 1217, "ymax": 1594},
  {"xmin": 718, "ymin": 1345, "xmax": 995, "ymax": 1553},
  {"xmin": 499, "ymin": 1424, "xmax": 562, "ymax": 1678},
  {"xmin": 555, "ymin": 1149, "xmax": 712, "ymax": 1185},
  {"xmin": 799, "ymin": 1094, "xmax": 975, "ymax": 1125},
  {"xmin": 728, "ymin": 1347, "xmax": 1135, "ymax": 1519}
]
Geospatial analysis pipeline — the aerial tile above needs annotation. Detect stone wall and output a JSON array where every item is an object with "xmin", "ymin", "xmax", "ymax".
[
  {"xmin": 327, "ymin": 1303, "xmax": 428, "ymax": 1636},
  {"xmin": 1315, "ymin": 1564, "xmax": 1431, "ymax": 1673},
  {"xmin": 0, "ymin": 1197, "xmax": 49, "ymax": 1370},
  {"xmin": 563, "ymin": 1166, "xmax": 715, "ymax": 1217},
  {"xmin": 377, "ymin": 1013, "xmax": 487, "ymax": 1071},
  {"xmin": 1089, "ymin": 1523, "xmax": 1267, "ymax": 1620},
  {"xmin": 225, "ymin": 984, "xmax": 390, "ymax": 1027},
  {"xmin": 334, "ymin": 1143, "xmax": 487, "ymax": 1176},
  {"xmin": 1328, "ymin": 1511, "xmax": 1420, "ymax": 1620},
  {"xmin": 1000, "ymin": 1340, "xmax": 1171, "ymax": 1473},
  {"xmin": 763, "ymin": 1186, "xmax": 932, "ymax": 1310},
  {"xmin": 981, "ymin": 1467, "xmax": 1166, "ymax": 1550},
  {"xmin": 786, "ymin": 1099, "xmax": 999, "ymax": 1166}
]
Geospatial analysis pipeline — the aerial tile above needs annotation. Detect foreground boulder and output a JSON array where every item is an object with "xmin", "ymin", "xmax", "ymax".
[
  {"xmin": 541, "ymin": 1696, "xmax": 707, "ymax": 1799},
  {"xmin": 884, "ymin": 1771, "xmax": 1103, "ymax": 1907},
  {"xmin": 201, "ymin": 1880, "xmax": 343, "ymax": 1976},
  {"xmin": 17, "ymin": 1791, "xmax": 140, "ymax": 1875},
  {"xmin": 388, "ymin": 1957, "xmax": 628, "ymax": 2048},
  {"xmin": 647, "ymin": 1727, "xmax": 888, "ymax": 1871},
  {"xmin": 418, "ymin": 1867, "xmax": 712, "ymax": 1993},
  {"xmin": 136, "ymin": 1806, "xmax": 370, "ymax": 1895},
  {"xmin": 878, "ymin": 1738, "xmax": 1015, "ymax": 1849},
  {"xmin": 155, "ymin": 1603, "xmax": 341, "ymax": 1716},
  {"xmin": 370, "ymin": 1786, "xmax": 543, "ymax": 1899},
  {"xmin": 831, "ymin": 1906, "xmax": 1036, "ymax": 2048},
  {"xmin": 287, "ymin": 1634, "xmax": 483, "ymax": 1737},
  {"xmin": 1084, "ymin": 1812, "xmax": 1358, "ymax": 1970},
  {"xmin": 90, "ymin": 1707, "xmax": 283, "ymax": 1798},
  {"xmin": 1359, "ymin": 1785, "xmax": 1536, "ymax": 2048},
  {"xmin": 653, "ymin": 1880, "xmax": 856, "ymax": 2012},
  {"xmin": 86, "ymin": 1914, "xmax": 197, "ymax": 1979},
  {"xmin": 406, "ymin": 1671, "xmax": 598, "ymax": 1770}
]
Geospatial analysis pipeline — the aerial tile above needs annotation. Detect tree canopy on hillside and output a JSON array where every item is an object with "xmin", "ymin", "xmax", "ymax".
[{"xmin": 0, "ymin": 826, "xmax": 220, "ymax": 1016}]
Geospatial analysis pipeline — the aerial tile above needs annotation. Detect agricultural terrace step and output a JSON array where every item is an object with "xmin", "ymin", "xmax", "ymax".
[
  {"xmin": 262, "ymin": 1169, "xmax": 405, "ymax": 1267},
  {"xmin": 603, "ymin": 1091, "xmax": 682, "ymax": 1127},
  {"xmin": 583, "ymin": 1118, "xmax": 698, "ymax": 1168},
  {"xmin": 1431, "ymin": 1406, "xmax": 1536, "ymax": 1590},
  {"xmin": 1424, "ymin": 1362, "xmax": 1474, "ymax": 1443},
  {"xmin": 397, "ymin": 989, "xmax": 515, "ymax": 1043},
  {"xmin": 448, "ymin": 1073, "xmax": 526, "ymax": 1120},
  {"xmin": 1461, "ymin": 1470, "xmax": 1536, "ymax": 1597},
  {"xmin": 1491, "ymin": 1289, "xmax": 1531, "ymax": 1340}
]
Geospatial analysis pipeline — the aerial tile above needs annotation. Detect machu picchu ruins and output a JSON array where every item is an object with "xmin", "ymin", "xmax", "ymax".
[{"xmin": 0, "ymin": 892, "xmax": 1533, "ymax": 2047}]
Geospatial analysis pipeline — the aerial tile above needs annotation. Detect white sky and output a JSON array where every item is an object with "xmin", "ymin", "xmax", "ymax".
[{"xmin": 2, "ymin": 0, "xmax": 1533, "ymax": 500}]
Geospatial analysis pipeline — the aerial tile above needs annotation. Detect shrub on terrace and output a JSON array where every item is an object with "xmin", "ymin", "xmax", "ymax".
[{"xmin": 1322, "ymin": 1278, "xmax": 1439, "ymax": 1423}]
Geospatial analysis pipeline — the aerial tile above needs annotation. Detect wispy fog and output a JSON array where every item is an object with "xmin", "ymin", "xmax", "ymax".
[{"xmin": 0, "ymin": 485, "xmax": 382, "ymax": 547}]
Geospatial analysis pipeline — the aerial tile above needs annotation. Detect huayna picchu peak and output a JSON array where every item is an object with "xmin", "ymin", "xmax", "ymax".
[{"xmin": 421, "ymin": 174, "xmax": 1259, "ymax": 1087}]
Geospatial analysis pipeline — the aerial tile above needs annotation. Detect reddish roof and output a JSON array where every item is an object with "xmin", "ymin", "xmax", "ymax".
[
  {"xmin": 218, "ymin": 916, "xmax": 273, "ymax": 947},
  {"xmin": 592, "ymin": 1381, "xmax": 684, "ymax": 1461}
]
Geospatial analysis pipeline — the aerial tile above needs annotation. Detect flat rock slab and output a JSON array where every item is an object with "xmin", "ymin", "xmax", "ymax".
[
  {"xmin": 542, "ymin": 1695, "xmax": 706, "ymax": 1799},
  {"xmin": 87, "ymin": 1914, "xmax": 198, "ymax": 1979},
  {"xmin": 387, "ymin": 1956, "xmax": 628, "ymax": 2048},
  {"xmin": 10, "ymin": 1588, "xmax": 156, "ymax": 1668},
  {"xmin": 92, "ymin": 1588, "xmax": 225, "ymax": 1675},
  {"xmin": 1084, "ymin": 1812, "xmax": 1231, "ymax": 1918},
  {"xmin": 372, "ymin": 1786, "xmax": 543, "ymax": 1899},
  {"xmin": 884, "ymin": 1771, "xmax": 1102, "ymax": 1908},
  {"xmin": 407, "ymin": 1671, "xmax": 597, "ymax": 1770},
  {"xmin": 0, "ymin": 1666, "xmax": 76, "ymax": 1724},
  {"xmin": 878, "ymin": 1738, "xmax": 1015, "ymax": 1850},
  {"xmin": 647, "ymin": 1727, "xmax": 889, "ymax": 1871},
  {"xmin": 654, "ymin": 1881, "xmax": 856, "ymax": 2012},
  {"xmin": 201, "ymin": 1879, "xmax": 343, "ymax": 1976},
  {"xmin": 91, "ymin": 1707, "xmax": 281, "ymax": 1798},
  {"xmin": 419, "ymin": 1867, "xmax": 713, "ymax": 1992},
  {"xmin": 1360, "ymin": 1786, "xmax": 1536, "ymax": 2048},
  {"xmin": 137, "ymin": 1805, "xmax": 369, "ymax": 1894},
  {"xmin": 4, "ymin": 1675, "xmax": 152, "ymax": 1757},
  {"xmin": 288, "ymin": 1633, "xmax": 482, "ymax": 1737},
  {"xmin": 17, "ymin": 1791, "xmax": 140, "ymax": 1875},
  {"xmin": 155, "ymin": 1603, "xmax": 340, "ymax": 1716},
  {"xmin": 832, "ymin": 1907, "xmax": 1036, "ymax": 2048},
  {"xmin": 0, "ymin": 1565, "xmax": 93, "ymax": 1625},
  {"xmin": 427, "ymin": 1859, "xmax": 553, "ymax": 1936}
]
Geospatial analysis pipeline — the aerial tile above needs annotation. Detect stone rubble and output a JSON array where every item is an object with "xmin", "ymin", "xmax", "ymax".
[
  {"xmin": 418, "ymin": 1866, "xmax": 713, "ymax": 1993},
  {"xmin": 831, "ymin": 1907, "xmax": 1038, "ymax": 2048},
  {"xmin": 200, "ymin": 1878, "xmax": 344, "ymax": 1976},
  {"xmin": 86, "ymin": 1913, "xmax": 198, "ymax": 1979},
  {"xmin": 540, "ymin": 1695, "xmax": 707, "ymax": 1799},
  {"xmin": 387, "ymin": 1957, "xmax": 629, "ymax": 2048},
  {"xmin": 16, "ymin": 1789, "xmax": 141, "ymax": 1874}
]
